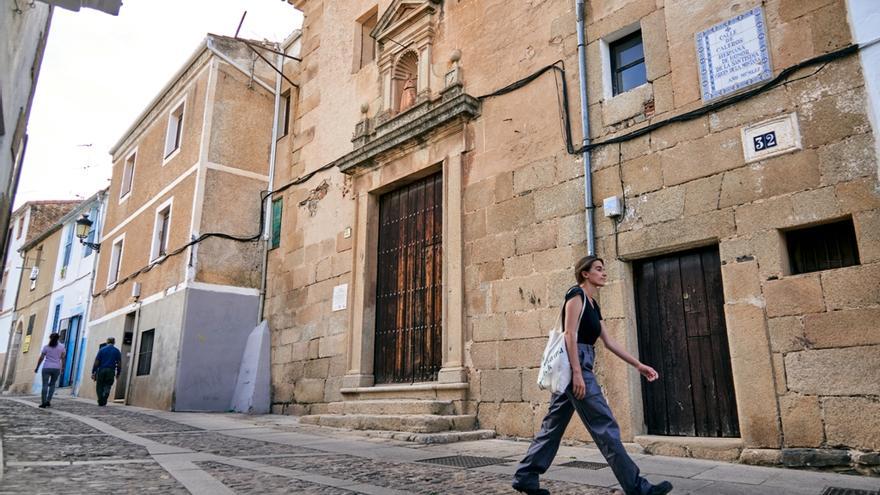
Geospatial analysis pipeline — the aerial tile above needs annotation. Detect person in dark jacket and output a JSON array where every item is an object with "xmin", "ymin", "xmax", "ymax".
[
  {"xmin": 513, "ymin": 256, "xmax": 673, "ymax": 495},
  {"xmin": 91, "ymin": 337, "xmax": 122, "ymax": 406}
]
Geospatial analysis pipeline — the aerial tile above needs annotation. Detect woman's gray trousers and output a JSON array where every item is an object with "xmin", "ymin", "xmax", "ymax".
[{"xmin": 513, "ymin": 344, "xmax": 653, "ymax": 495}]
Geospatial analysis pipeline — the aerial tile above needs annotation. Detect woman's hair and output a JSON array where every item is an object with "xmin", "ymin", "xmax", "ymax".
[
  {"xmin": 574, "ymin": 255, "xmax": 604, "ymax": 284},
  {"xmin": 48, "ymin": 332, "xmax": 60, "ymax": 348}
]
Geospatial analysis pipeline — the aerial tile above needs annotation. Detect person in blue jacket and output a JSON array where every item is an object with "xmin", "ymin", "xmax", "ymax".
[{"xmin": 91, "ymin": 337, "xmax": 122, "ymax": 406}]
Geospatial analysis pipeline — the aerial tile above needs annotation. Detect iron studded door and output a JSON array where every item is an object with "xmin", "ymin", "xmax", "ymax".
[
  {"xmin": 374, "ymin": 172, "xmax": 443, "ymax": 384},
  {"xmin": 634, "ymin": 246, "xmax": 739, "ymax": 437}
]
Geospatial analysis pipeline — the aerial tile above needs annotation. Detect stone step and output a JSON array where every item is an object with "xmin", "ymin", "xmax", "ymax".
[
  {"xmin": 299, "ymin": 414, "xmax": 477, "ymax": 433},
  {"xmin": 325, "ymin": 399, "xmax": 455, "ymax": 416}
]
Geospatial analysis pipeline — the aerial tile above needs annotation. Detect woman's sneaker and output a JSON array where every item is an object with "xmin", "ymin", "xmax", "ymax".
[{"xmin": 650, "ymin": 481, "xmax": 673, "ymax": 494}]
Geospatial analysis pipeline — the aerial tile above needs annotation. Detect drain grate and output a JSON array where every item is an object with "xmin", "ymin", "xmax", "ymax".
[
  {"xmin": 559, "ymin": 460, "xmax": 608, "ymax": 470},
  {"xmin": 417, "ymin": 455, "xmax": 512, "ymax": 469},
  {"xmin": 821, "ymin": 489, "xmax": 879, "ymax": 495}
]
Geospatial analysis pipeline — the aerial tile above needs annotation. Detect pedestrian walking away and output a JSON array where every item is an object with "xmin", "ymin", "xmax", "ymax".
[
  {"xmin": 513, "ymin": 256, "xmax": 673, "ymax": 495},
  {"xmin": 34, "ymin": 332, "xmax": 65, "ymax": 408},
  {"xmin": 91, "ymin": 336, "xmax": 122, "ymax": 406}
]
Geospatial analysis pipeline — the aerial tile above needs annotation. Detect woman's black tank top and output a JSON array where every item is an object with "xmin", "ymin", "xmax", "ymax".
[{"xmin": 563, "ymin": 286, "xmax": 603, "ymax": 345}]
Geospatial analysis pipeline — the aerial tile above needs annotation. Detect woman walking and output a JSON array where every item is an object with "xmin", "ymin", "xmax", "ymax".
[
  {"xmin": 513, "ymin": 256, "xmax": 673, "ymax": 495},
  {"xmin": 34, "ymin": 332, "xmax": 65, "ymax": 408}
]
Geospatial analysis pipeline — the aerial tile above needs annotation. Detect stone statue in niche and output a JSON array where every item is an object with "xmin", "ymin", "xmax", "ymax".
[{"xmin": 399, "ymin": 76, "xmax": 417, "ymax": 112}]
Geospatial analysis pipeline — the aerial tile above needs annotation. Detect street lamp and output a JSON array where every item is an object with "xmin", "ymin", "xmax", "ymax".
[{"xmin": 75, "ymin": 213, "xmax": 100, "ymax": 252}]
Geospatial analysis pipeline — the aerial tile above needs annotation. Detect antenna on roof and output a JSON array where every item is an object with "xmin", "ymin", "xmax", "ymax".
[{"xmin": 235, "ymin": 11, "xmax": 247, "ymax": 39}]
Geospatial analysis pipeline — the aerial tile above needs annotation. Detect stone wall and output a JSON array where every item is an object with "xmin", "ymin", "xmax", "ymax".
[{"xmin": 268, "ymin": 0, "xmax": 880, "ymax": 469}]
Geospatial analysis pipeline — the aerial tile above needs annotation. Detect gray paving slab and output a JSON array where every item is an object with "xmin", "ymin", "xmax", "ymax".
[
  {"xmin": 761, "ymin": 468, "xmax": 880, "ymax": 493},
  {"xmin": 543, "ymin": 465, "xmax": 620, "ymax": 487},
  {"xmin": 693, "ymin": 463, "xmax": 780, "ymax": 484}
]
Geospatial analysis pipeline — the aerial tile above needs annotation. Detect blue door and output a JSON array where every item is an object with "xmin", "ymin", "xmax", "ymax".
[{"xmin": 61, "ymin": 315, "xmax": 82, "ymax": 387}]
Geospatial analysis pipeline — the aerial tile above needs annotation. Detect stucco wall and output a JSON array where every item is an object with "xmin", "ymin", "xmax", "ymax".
[
  {"xmin": 173, "ymin": 287, "xmax": 259, "ymax": 411},
  {"xmin": 81, "ymin": 288, "xmax": 186, "ymax": 410}
]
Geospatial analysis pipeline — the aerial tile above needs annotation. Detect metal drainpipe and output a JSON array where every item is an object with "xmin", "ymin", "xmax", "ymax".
[
  {"xmin": 575, "ymin": 0, "xmax": 595, "ymax": 255},
  {"xmin": 258, "ymin": 48, "xmax": 283, "ymax": 324}
]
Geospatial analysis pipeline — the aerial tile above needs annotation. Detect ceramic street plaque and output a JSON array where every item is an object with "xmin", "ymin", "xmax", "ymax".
[{"xmin": 696, "ymin": 7, "xmax": 772, "ymax": 102}]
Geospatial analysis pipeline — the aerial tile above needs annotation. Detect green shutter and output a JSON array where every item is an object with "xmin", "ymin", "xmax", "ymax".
[{"xmin": 271, "ymin": 198, "xmax": 283, "ymax": 249}]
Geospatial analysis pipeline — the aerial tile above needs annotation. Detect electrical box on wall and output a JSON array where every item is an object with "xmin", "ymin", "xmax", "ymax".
[{"xmin": 603, "ymin": 196, "xmax": 623, "ymax": 217}]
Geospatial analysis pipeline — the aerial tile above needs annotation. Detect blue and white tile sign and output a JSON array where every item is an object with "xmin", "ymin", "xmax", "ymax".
[{"xmin": 696, "ymin": 7, "xmax": 772, "ymax": 102}]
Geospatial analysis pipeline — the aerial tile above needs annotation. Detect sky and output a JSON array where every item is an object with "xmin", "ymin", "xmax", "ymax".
[{"xmin": 14, "ymin": 0, "xmax": 303, "ymax": 208}]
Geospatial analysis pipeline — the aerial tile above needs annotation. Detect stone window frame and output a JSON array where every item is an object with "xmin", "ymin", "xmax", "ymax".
[
  {"xmin": 600, "ymin": 23, "xmax": 649, "ymax": 101},
  {"xmin": 342, "ymin": 133, "xmax": 467, "ymax": 390},
  {"xmin": 353, "ymin": 6, "xmax": 379, "ymax": 73}
]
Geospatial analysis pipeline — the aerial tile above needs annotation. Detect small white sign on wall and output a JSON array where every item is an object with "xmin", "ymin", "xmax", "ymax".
[
  {"xmin": 696, "ymin": 7, "xmax": 772, "ymax": 102},
  {"xmin": 741, "ymin": 112, "xmax": 802, "ymax": 163},
  {"xmin": 332, "ymin": 284, "xmax": 348, "ymax": 311}
]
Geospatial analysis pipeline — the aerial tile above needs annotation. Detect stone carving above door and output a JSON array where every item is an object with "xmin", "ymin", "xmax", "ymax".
[{"xmin": 371, "ymin": 0, "xmax": 442, "ymax": 118}]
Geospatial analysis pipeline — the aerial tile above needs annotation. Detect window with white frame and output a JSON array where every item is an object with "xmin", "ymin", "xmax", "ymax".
[
  {"xmin": 108, "ymin": 237, "xmax": 124, "ymax": 285},
  {"xmin": 151, "ymin": 201, "xmax": 171, "ymax": 260},
  {"xmin": 163, "ymin": 101, "xmax": 185, "ymax": 158},
  {"xmin": 60, "ymin": 225, "xmax": 73, "ymax": 278},
  {"xmin": 120, "ymin": 150, "xmax": 135, "ymax": 199}
]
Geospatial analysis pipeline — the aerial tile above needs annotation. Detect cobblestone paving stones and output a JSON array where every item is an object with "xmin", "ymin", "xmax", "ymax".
[
  {"xmin": 145, "ymin": 431, "xmax": 321, "ymax": 457},
  {"xmin": 0, "ymin": 462, "xmax": 189, "ymax": 495},
  {"xmin": 1, "ymin": 397, "xmax": 605, "ymax": 494},
  {"xmin": 0, "ymin": 401, "xmax": 101, "ymax": 435},
  {"xmin": 261, "ymin": 453, "xmax": 602, "ymax": 494},
  {"xmin": 196, "ymin": 461, "xmax": 358, "ymax": 495},
  {"xmin": 3, "ymin": 428, "xmax": 151, "ymax": 462}
]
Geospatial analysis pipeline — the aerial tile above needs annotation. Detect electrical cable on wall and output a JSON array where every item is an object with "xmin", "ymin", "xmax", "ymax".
[{"xmin": 92, "ymin": 41, "xmax": 870, "ymax": 298}]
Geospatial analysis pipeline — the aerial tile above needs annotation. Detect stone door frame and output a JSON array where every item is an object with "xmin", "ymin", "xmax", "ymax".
[{"xmin": 342, "ymin": 128, "xmax": 467, "ymax": 390}]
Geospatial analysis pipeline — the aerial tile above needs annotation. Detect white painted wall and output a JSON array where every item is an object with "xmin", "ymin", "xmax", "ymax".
[
  {"xmin": 0, "ymin": 207, "xmax": 32, "ymax": 354},
  {"xmin": 847, "ymin": 0, "xmax": 880, "ymax": 177},
  {"xmin": 27, "ymin": 195, "xmax": 105, "ymax": 394}
]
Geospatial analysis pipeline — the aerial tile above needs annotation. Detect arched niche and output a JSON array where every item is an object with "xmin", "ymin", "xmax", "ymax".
[{"xmin": 393, "ymin": 50, "xmax": 419, "ymax": 112}]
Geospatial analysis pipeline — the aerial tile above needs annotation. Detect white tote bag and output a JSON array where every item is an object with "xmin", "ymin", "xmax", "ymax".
[{"xmin": 537, "ymin": 288, "xmax": 586, "ymax": 394}]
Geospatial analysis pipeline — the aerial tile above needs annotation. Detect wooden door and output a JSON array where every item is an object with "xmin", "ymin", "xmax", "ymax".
[
  {"xmin": 634, "ymin": 246, "xmax": 739, "ymax": 437},
  {"xmin": 374, "ymin": 172, "xmax": 443, "ymax": 384}
]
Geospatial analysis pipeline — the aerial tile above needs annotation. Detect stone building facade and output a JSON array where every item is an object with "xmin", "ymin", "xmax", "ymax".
[
  {"xmin": 266, "ymin": 0, "xmax": 879, "ymax": 471},
  {"xmin": 84, "ymin": 35, "xmax": 278, "ymax": 411}
]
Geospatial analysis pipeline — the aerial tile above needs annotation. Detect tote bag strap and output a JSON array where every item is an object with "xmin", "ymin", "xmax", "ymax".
[{"xmin": 559, "ymin": 286, "xmax": 588, "ymax": 335}]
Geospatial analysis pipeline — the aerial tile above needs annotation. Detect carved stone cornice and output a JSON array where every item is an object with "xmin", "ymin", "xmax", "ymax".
[{"xmin": 333, "ymin": 85, "xmax": 480, "ymax": 175}]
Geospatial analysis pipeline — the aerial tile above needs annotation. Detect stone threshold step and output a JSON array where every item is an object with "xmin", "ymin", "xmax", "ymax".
[
  {"xmin": 322, "ymin": 399, "xmax": 455, "ymax": 416},
  {"xmin": 297, "ymin": 421, "xmax": 496, "ymax": 445},
  {"xmin": 300, "ymin": 413, "xmax": 477, "ymax": 433}
]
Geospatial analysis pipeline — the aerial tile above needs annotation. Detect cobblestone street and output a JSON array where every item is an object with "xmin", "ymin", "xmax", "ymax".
[{"xmin": 1, "ymin": 396, "xmax": 878, "ymax": 494}]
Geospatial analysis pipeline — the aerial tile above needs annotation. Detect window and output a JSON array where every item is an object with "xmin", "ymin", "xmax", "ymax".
[
  {"xmin": 355, "ymin": 8, "xmax": 378, "ymax": 70},
  {"xmin": 276, "ymin": 91, "xmax": 290, "ymax": 139},
  {"xmin": 83, "ymin": 206, "xmax": 98, "ymax": 257},
  {"xmin": 60, "ymin": 225, "xmax": 73, "ymax": 278},
  {"xmin": 271, "ymin": 198, "xmax": 283, "ymax": 250},
  {"xmin": 30, "ymin": 245, "xmax": 43, "ymax": 291},
  {"xmin": 108, "ymin": 237, "xmax": 124, "ymax": 285},
  {"xmin": 151, "ymin": 202, "xmax": 171, "ymax": 260},
  {"xmin": 120, "ymin": 151, "xmax": 135, "ymax": 199},
  {"xmin": 610, "ymin": 31, "xmax": 646, "ymax": 96},
  {"xmin": 785, "ymin": 219, "xmax": 860, "ymax": 275},
  {"xmin": 16, "ymin": 216, "xmax": 24, "ymax": 239},
  {"xmin": 163, "ymin": 101, "xmax": 185, "ymax": 159},
  {"xmin": 22, "ymin": 314, "xmax": 36, "ymax": 352},
  {"xmin": 136, "ymin": 329, "xmax": 155, "ymax": 376}
]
